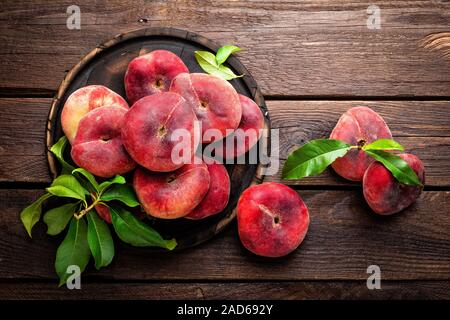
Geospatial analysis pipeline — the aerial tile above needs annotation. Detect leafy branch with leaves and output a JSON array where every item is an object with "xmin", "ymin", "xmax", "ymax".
[
  {"xmin": 20, "ymin": 136, "xmax": 176, "ymax": 286},
  {"xmin": 282, "ymin": 138, "xmax": 423, "ymax": 186}
]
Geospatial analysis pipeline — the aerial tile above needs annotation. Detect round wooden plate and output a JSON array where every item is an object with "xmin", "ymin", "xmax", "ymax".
[{"xmin": 46, "ymin": 27, "xmax": 270, "ymax": 250}]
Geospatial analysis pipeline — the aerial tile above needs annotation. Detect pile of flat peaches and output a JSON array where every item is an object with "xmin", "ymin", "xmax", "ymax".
[{"xmin": 61, "ymin": 50, "xmax": 272, "ymax": 240}]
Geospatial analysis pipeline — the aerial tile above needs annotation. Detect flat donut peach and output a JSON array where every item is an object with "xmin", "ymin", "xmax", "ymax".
[
  {"xmin": 170, "ymin": 73, "xmax": 242, "ymax": 143},
  {"xmin": 121, "ymin": 92, "xmax": 199, "ymax": 172},
  {"xmin": 133, "ymin": 160, "xmax": 210, "ymax": 219},
  {"xmin": 71, "ymin": 106, "xmax": 136, "ymax": 178},
  {"xmin": 124, "ymin": 50, "xmax": 189, "ymax": 105},
  {"xmin": 61, "ymin": 85, "xmax": 129, "ymax": 143},
  {"xmin": 237, "ymin": 182, "xmax": 309, "ymax": 258},
  {"xmin": 363, "ymin": 153, "xmax": 425, "ymax": 215},
  {"xmin": 330, "ymin": 106, "xmax": 392, "ymax": 181},
  {"xmin": 213, "ymin": 94, "xmax": 265, "ymax": 159},
  {"xmin": 185, "ymin": 162, "xmax": 230, "ymax": 220}
]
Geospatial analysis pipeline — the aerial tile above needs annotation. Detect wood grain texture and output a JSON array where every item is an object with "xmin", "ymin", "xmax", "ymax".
[
  {"xmin": 0, "ymin": 281, "xmax": 449, "ymax": 300},
  {"xmin": 2, "ymin": 189, "xmax": 449, "ymax": 281},
  {"xmin": 1, "ymin": 98, "xmax": 449, "ymax": 186},
  {"xmin": 1, "ymin": 1, "xmax": 450, "ymax": 96}
]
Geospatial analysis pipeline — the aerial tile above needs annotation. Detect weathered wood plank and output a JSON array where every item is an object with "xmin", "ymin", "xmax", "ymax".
[
  {"xmin": 0, "ymin": 281, "xmax": 449, "ymax": 300},
  {"xmin": 0, "ymin": 98, "xmax": 51, "ymax": 183},
  {"xmin": 1, "ymin": 1, "xmax": 450, "ymax": 96},
  {"xmin": 1, "ymin": 98, "xmax": 449, "ymax": 186},
  {"xmin": 1, "ymin": 189, "xmax": 449, "ymax": 281}
]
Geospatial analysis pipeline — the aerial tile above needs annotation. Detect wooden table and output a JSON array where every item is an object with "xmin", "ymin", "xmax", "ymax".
[{"xmin": 1, "ymin": 1, "xmax": 450, "ymax": 300}]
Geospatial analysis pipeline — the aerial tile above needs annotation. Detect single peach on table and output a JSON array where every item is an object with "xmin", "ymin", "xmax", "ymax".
[
  {"xmin": 185, "ymin": 162, "xmax": 230, "ymax": 220},
  {"xmin": 125, "ymin": 50, "xmax": 189, "ymax": 105},
  {"xmin": 237, "ymin": 182, "xmax": 309, "ymax": 258},
  {"xmin": 363, "ymin": 153, "xmax": 425, "ymax": 215},
  {"xmin": 61, "ymin": 85, "xmax": 129, "ymax": 143},
  {"xmin": 71, "ymin": 106, "xmax": 136, "ymax": 178},
  {"xmin": 330, "ymin": 106, "xmax": 392, "ymax": 181},
  {"xmin": 212, "ymin": 94, "xmax": 265, "ymax": 159},
  {"xmin": 170, "ymin": 73, "xmax": 242, "ymax": 143},
  {"xmin": 121, "ymin": 92, "xmax": 199, "ymax": 172},
  {"xmin": 133, "ymin": 160, "xmax": 210, "ymax": 219}
]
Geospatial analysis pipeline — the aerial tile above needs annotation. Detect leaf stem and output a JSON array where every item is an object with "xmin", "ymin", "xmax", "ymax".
[{"xmin": 74, "ymin": 193, "xmax": 99, "ymax": 220}]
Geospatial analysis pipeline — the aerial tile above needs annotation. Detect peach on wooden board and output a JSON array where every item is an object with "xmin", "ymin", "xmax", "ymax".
[
  {"xmin": 237, "ymin": 182, "xmax": 310, "ymax": 258},
  {"xmin": 121, "ymin": 92, "xmax": 199, "ymax": 172},
  {"xmin": 213, "ymin": 94, "xmax": 265, "ymax": 159},
  {"xmin": 185, "ymin": 162, "xmax": 230, "ymax": 220},
  {"xmin": 133, "ymin": 160, "xmax": 210, "ymax": 219},
  {"xmin": 71, "ymin": 106, "xmax": 136, "ymax": 178},
  {"xmin": 330, "ymin": 106, "xmax": 392, "ymax": 181},
  {"xmin": 61, "ymin": 85, "xmax": 129, "ymax": 143},
  {"xmin": 363, "ymin": 153, "xmax": 425, "ymax": 215},
  {"xmin": 170, "ymin": 73, "xmax": 242, "ymax": 143},
  {"xmin": 95, "ymin": 203, "xmax": 112, "ymax": 224},
  {"xmin": 124, "ymin": 50, "xmax": 189, "ymax": 105}
]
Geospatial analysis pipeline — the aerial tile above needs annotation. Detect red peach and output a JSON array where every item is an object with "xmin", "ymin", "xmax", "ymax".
[
  {"xmin": 121, "ymin": 92, "xmax": 199, "ymax": 172},
  {"xmin": 363, "ymin": 153, "xmax": 425, "ymax": 215},
  {"xmin": 133, "ymin": 160, "xmax": 210, "ymax": 219},
  {"xmin": 170, "ymin": 73, "xmax": 242, "ymax": 143},
  {"xmin": 61, "ymin": 85, "xmax": 129, "ymax": 143},
  {"xmin": 237, "ymin": 182, "xmax": 309, "ymax": 257},
  {"xmin": 124, "ymin": 50, "xmax": 189, "ymax": 105},
  {"xmin": 330, "ymin": 107, "xmax": 392, "ymax": 181},
  {"xmin": 95, "ymin": 203, "xmax": 112, "ymax": 224},
  {"xmin": 94, "ymin": 204, "xmax": 146, "ymax": 224},
  {"xmin": 71, "ymin": 106, "xmax": 136, "ymax": 178},
  {"xmin": 185, "ymin": 162, "xmax": 230, "ymax": 220},
  {"xmin": 213, "ymin": 94, "xmax": 265, "ymax": 159}
]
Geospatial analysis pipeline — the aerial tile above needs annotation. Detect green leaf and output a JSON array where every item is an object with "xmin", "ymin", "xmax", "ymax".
[
  {"xmin": 72, "ymin": 168, "xmax": 99, "ymax": 192},
  {"xmin": 282, "ymin": 139, "xmax": 352, "ymax": 180},
  {"xmin": 50, "ymin": 136, "xmax": 75, "ymax": 174},
  {"xmin": 87, "ymin": 211, "xmax": 114, "ymax": 270},
  {"xmin": 20, "ymin": 193, "xmax": 52, "ymax": 237},
  {"xmin": 110, "ymin": 206, "xmax": 176, "ymax": 250},
  {"xmin": 363, "ymin": 139, "xmax": 404, "ymax": 151},
  {"xmin": 100, "ymin": 184, "xmax": 140, "ymax": 207},
  {"xmin": 195, "ymin": 51, "xmax": 242, "ymax": 80},
  {"xmin": 217, "ymin": 65, "xmax": 243, "ymax": 80},
  {"xmin": 44, "ymin": 202, "xmax": 79, "ymax": 236},
  {"xmin": 364, "ymin": 150, "xmax": 423, "ymax": 186},
  {"xmin": 55, "ymin": 217, "xmax": 91, "ymax": 286},
  {"xmin": 216, "ymin": 45, "xmax": 241, "ymax": 65},
  {"xmin": 98, "ymin": 175, "xmax": 126, "ymax": 194},
  {"xmin": 46, "ymin": 174, "xmax": 89, "ymax": 202}
]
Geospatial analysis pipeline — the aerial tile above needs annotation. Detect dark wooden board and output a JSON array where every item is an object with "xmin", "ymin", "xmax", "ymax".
[
  {"xmin": 1, "ymin": 1, "xmax": 450, "ymax": 97},
  {"xmin": 2, "ymin": 189, "xmax": 450, "ymax": 281},
  {"xmin": 45, "ymin": 27, "xmax": 270, "ymax": 250},
  {"xmin": 1, "ymin": 281, "xmax": 449, "ymax": 300},
  {"xmin": 2, "ymin": 98, "xmax": 450, "ymax": 187}
]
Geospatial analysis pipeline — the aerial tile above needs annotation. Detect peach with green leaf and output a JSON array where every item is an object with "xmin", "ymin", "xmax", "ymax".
[
  {"xmin": 330, "ymin": 107, "xmax": 392, "ymax": 181},
  {"xmin": 363, "ymin": 152, "xmax": 425, "ymax": 215}
]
